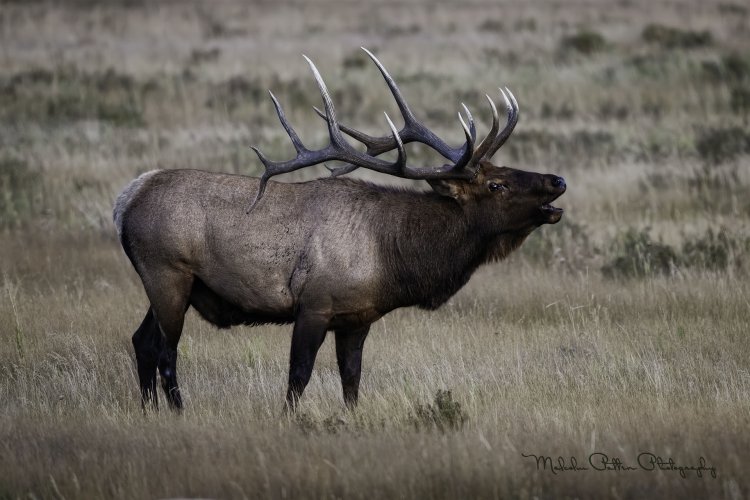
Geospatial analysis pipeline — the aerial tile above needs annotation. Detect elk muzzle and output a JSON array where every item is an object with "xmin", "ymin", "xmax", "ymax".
[{"xmin": 540, "ymin": 175, "xmax": 566, "ymax": 224}]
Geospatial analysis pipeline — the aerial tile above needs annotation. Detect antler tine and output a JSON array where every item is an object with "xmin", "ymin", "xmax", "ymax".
[
  {"xmin": 361, "ymin": 47, "xmax": 417, "ymax": 124},
  {"xmin": 303, "ymin": 55, "xmax": 347, "ymax": 151},
  {"xmin": 383, "ymin": 111, "xmax": 407, "ymax": 169},
  {"xmin": 466, "ymin": 94, "xmax": 500, "ymax": 169},
  {"xmin": 480, "ymin": 87, "xmax": 519, "ymax": 161},
  {"xmin": 268, "ymin": 90, "xmax": 305, "ymax": 153},
  {"xmin": 247, "ymin": 91, "xmax": 305, "ymax": 212},
  {"xmin": 452, "ymin": 108, "xmax": 476, "ymax": 171}
]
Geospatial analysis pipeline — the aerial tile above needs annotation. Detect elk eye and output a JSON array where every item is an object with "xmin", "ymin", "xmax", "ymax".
[{"xmin": 488, "ymin": 182, "xmax": 507, "ymax": 192}]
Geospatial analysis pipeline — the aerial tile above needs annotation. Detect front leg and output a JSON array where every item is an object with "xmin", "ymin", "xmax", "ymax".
[
  {"xmin": 285, "ymin": 308, "xmax": 330, "ymax": 412},
  {"xmin": 334, "ymin": 325, "xmax": 370, "ymax": 409}
]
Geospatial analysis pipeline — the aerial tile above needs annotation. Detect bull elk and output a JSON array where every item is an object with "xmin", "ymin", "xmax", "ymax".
[{"xmin": 113, "ymin": 48, "xmax": 566, "ymax": 411}]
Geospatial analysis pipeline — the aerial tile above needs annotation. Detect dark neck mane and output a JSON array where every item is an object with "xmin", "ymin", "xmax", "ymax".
[{"xmin": 365, "ymin": 186, "xmax": 532, "ymax": 310}]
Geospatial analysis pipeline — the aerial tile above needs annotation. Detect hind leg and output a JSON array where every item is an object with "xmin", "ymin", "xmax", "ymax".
[
  {"xmin": 141, "ymin": 268, "xmax": 193, "ymax": 411},
  {"xmin": 132, "ymin": 308, "xmax": 163, "ymax": 410}
]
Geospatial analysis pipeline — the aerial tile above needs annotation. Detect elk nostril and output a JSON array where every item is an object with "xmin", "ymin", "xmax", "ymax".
[{"xmin": 552, "ymin": 176, "xmax": 566, "ymax": 189}]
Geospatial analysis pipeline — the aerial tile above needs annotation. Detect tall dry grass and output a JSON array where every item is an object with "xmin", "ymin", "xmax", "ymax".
[{"xmin": 1, "ymin": 0, "xmax": 749, "ymax": 498}]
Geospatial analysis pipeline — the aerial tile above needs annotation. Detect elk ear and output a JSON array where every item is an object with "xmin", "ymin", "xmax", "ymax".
[{"xmin": 427, "ymin": 178, "xmax": 466, "ymax": 200}]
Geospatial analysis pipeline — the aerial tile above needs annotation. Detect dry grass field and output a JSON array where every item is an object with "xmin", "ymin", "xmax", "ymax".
[{"xmin": 1, "ymin": 0, "xmax": 750, "ymax": 498}]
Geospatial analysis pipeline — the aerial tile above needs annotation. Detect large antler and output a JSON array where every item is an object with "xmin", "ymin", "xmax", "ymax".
[
  {"xmin": 248, "ymin": 48, "xmax": 519, "ymax": 211},
  {"xmin": 315, "ymin": 48, "xmax": 519, "ymax": 176}
]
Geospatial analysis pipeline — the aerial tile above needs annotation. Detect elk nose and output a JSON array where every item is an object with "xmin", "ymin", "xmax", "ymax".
[{"xmin": 551, "ymin": 176, "xmax": 566, "ymax": 190}]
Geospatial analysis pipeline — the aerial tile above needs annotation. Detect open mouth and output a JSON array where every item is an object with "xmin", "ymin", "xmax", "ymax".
[
  {"xmin": 540, "ymin": 203, "xmax": 563, "ymax": 215},
  {"xmin": 540, "ymin": 197, "xmax": 564, "ymax": 223},
  {"xmin": 539, "ymin": 185, "xmax": 565, "ymax": 223}
]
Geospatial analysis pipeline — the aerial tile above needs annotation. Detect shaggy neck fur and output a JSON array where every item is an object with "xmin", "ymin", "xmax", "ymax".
[{"xmin": 367, "ymin": 187, "xmax": 535, "ymax": 310}]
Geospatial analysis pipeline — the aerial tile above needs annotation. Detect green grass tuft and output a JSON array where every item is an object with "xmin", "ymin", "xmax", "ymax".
[{"xmin": 560, "ymin": 30, "xmax": 608, "ymax": 55}]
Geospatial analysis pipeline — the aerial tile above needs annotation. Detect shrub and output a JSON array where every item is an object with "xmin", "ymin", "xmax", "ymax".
[
  {"xmin": 682, "ymin": 228, "xmax": 749, "ymax": 271},
  {"xmin": 189, "ymin": 47, "xmax": 221, "ymax": 65},
  {"xmin": 695, "ymin": 127, "xmax": 750, "ymax": 164},
  {"xmin": 730, "ymin": 85, "xmax": 750, "ymax": 124},
  {"xmin": 602, "ymin": 229, "xmax": 679, "ymax": 278},
  {"xmin": 207, "ymin": 76, "xmax": 265, "ymax": 112},
  {"xmin": 642, "ymin": 24, "xmax": 712, "ymax": 49},
  {"xmin": 411, "ymin": 390, "xmax": 467, "ymax": 432},
  {"xmin": 560, "ymin": 30, "xmax": 607, "ymax": 55},
  {"xmin": 383, "ymin": 24, "xmax": 421, "ymax": 37},
  {"xmin": 540, "ymin": 101, "xmax": 576, "ymax": 120},
  {"xmin": 718, "ymin": 3, "xmax": 748, "ymax": 16},
  {"xmin": 701, "ymin": 53, "xmax": 750, "ymax": 83},
  {"xmin": 681, "ymin": 230, "xmax": 727, "ymax": 270},
  {"xmin": 598, "ymin": 100, "xmax": 629, "ymax": 121},
  {"xmin": 723, "ymin": 53, "xmax": 750, "ymax": 81},
  {"xmin": 627, "ymin": 53, "xmax": 674, "ymax": 79},
  {"xmin": 0, "ymin": 156, "xmax": 42, "ymax": 228},
  {"xmin": 294, "ymin": 412, "xmax": 317, "ymax": 435},
  {"xmin": 322, "ymin": 415, "xmax": 348, "ymax": 435},
  {"xmin": 342, "ymin": 50, "xmax": 368, "ymax": 70},
  {"xmin": 516, "ymin": 18, "xmax": 537, "ymax": 32},
  {"xmin": 478, "ymin": 19, "xmax": 504, "ymax": 32},
  {"xmin": 571, "ymin": 130, "xmax": 616, "ymax": 155}
]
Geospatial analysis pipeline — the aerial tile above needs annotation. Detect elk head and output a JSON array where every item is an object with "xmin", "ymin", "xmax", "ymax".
[{"xmin": 248, "ymin": 48, "xmax": 565, "ymax": 236}]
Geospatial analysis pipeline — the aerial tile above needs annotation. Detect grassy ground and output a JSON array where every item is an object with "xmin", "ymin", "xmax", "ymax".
[{"xmin": 1, "ymin": 0, "xmax": 750, "ymax": 498}]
